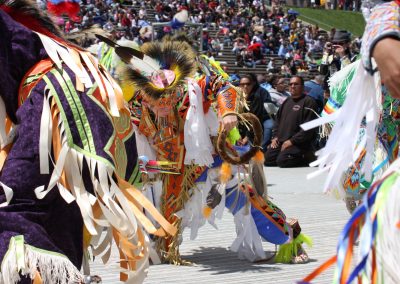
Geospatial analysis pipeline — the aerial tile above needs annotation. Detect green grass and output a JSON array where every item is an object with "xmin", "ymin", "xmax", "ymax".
[{"xmin": 288, "ymin": 7, "xmax": 366, "ymax": 37}]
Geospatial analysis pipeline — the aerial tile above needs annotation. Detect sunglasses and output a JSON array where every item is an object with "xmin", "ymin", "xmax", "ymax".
[{"xmin": 239, "ymin": 82, "xmax": 252, "ymax": 86}]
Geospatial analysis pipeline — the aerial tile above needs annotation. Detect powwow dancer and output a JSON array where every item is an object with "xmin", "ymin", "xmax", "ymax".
[
  {"xmin": 100, "ymin": 35, "xmax": 312, "ymax": 265},
  {"xmin": 0, "ymin": 1, "xmax": 176, "ymax": 283},
  {"xmin": 317, "ymin": 60, "xmax": 400, "ymax": 214},
  {"xmin": 300, "ymin": 1, "xmax": 400, "ymax": 282}
]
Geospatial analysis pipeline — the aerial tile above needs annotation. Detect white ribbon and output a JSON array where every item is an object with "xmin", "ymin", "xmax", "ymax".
[
  {"xmin": 39, "ymin": 90, "xmax": 52, "ymax": 175},
  {"xmin": 184, "ymin": 78, "xmax": 215, "ymax": 166},
  {"xmin": 0, "ymin": 182, "xmax": 13, "ymax": 208},
  {"xmin": 302, "ymin": 61, "xmax": 381, "ymax": 197}
]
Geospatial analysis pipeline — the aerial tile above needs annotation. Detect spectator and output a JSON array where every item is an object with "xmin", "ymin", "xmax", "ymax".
[
  {"xmin": 293, "ymin": 49, "xmax": 302, "ymax": 61},
  {"xmin": 210, "ymin": 37, "xmax": 222, "ymax": 55},
  {"xmin": 269, "ymin": 76, "xmax": 291, "ymax": 107},
  {"xmin": 264, "ymin": 76, "xmax": 318, "ymax": 167},
  {"xmin": 320, "ymin": 30, "xmax": 353, "ymax": 91},
  {"xmin": 258, "ymin": 74, "xmax": 272, "ymax": 91},
  {"xmin": 238, "ymin": 74, "xmax": 274, "ymax": 149},
  {"xmin": 304, "ymin": 51, "xmax": 318, "ymax": 70},
  {"xmin": 252, "ymin": 46, "xmax": 264, "ymax": 67},
  {"xmin": 267, "ymin": 58, "xmax": 275, "ymax": 73},
  {"xmin": 278, "ymin": 40, "xmax": 288, "ymax": 58},
  {"xmin": 281, "ymin": 60, "xmax": 292, "ymax": 77},
  {"xmin": 304, "ymin": 75, "xmax": 325, "ymax": 113}
]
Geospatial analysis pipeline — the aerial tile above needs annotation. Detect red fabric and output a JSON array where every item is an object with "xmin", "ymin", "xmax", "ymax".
[
  {"xmin": 0, "ymin": 5, "xmax": 60, "ymax": 40},
  {"xmin": 47, "ymin": 2, "xmax": 80, "ymax": 21},
  {"xmin": 121, "ymin": 16, "xmax": 131, "ymax": 27}
]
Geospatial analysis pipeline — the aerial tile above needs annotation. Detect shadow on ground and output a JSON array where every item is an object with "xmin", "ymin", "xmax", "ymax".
[{"xmin": 181, "ymin": 246, "xmax": 282, "ymax": 275}]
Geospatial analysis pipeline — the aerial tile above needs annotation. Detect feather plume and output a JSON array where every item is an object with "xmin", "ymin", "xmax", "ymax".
[
  {"xmin": 206, "ymin": 184, "xmax": 223, "ymax": 209},
  {"xmin": 249, "ymin": 158, "xmax": 267, "ymax": 197},
  {"xmin": 95, "ymin": 34, "xmax": 161, "ymax": 76}
]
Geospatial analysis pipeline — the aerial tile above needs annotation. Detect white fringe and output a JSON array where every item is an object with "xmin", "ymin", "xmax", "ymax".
[
  {"xmin": 1, "ymin": 237, "xmax": 83, "ymax": 284},
  {"xmin": 231, "ymin": 206, "xmax": 266, "ymax": 262},
  {"xmin": 302, "ymin": 61, "xmax": 381, "ymax": 198},
  {"xmin": 328, "ymin": 60, "xmax": 359, "ymax": 90}
]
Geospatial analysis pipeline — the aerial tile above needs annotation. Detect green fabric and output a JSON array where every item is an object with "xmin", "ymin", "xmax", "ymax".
[
  {"xmin": 330, "ymin": 64, "xmax": 357, "ymax": 106},
  {"xmin": 275, "ymin": 233, "xmax": 313, "ymax": 264},
  {"xmin": 375, "ymin": 172, "xmax": 398, "ymax": 212},
  {"xmin": 227, "ymin": 127, "xmax": 241, "ymax": 145},
  {"xmin": 128, "ymin": 162, "xmax": 141, "ymax": 186},
  {"xmin": 14, "ymin": 235, "xmax": 25, "ymax": 271},
  {"xmin": 52, "ymin": 69, "xmax": 96, "ymax": 153},
  {"xmin": 100, "ymin": 44, "xmax": 114, "ymax": 71}
]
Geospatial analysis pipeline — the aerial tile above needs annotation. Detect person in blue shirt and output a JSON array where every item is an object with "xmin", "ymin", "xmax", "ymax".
[
  {"xmin": 278, "ymin": 40, "xmax": 288, "ymax": 58},
  {"xmin": 304, "ymin": 75, "xmax": 325, "ymax": 113}
]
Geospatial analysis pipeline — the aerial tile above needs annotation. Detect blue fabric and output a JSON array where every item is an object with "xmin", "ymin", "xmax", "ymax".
[
  {"xmin": 225, "ymin": 186, "xmax": 246, "ymax": 215},
  {"xmin": 263, "ymin": 118, "xmax": 274, "ymax": 149},
  {"xmin": 304, "ymin": 80, "xmax": 324, "ymax": 113},
  {"xmin": 251, "ymin": 206, "xmax": 289, "ymax": 244},
  {"xmin": 278, "ymin": 45, "xmax": 287, "ymax": 58},
  {"xmin": 195, "ymin": 155, "xmax": 223, "ymax": 183},
  {"xmin": 170, "ymin": 18, "xmax": 185, "ymax": 29}
]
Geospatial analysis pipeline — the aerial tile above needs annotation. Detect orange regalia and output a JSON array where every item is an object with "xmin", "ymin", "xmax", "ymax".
[{"xmin": 98, "ymin": 35, "xmax": 312, "ymax": 265}]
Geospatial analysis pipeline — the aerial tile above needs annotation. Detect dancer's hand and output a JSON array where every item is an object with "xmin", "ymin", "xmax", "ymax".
[
  {"xmin": 373, "ymin": 37, "xmax": 400, "ymax": 98},
  {"xmin": 222, "ymin": 114, "xmax": 238, "ymax": 132}
]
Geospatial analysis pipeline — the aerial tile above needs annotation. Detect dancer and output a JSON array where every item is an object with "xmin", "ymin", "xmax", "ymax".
[
  {"xmin": 301, "ymin": 1, "xmax": 400, "ymax": 282},
  {"xmin": 100, "ymin": 34, "xmax": 312, "ymax": 265},
  {"xmin": 0, "ymin": 1, "xmax": 175, "ymax": 283}
]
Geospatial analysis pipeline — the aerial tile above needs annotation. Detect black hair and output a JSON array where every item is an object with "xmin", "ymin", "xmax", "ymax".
[
  {"xmin": 240, "ymin": 73, "xmax": 260, "ymax": 92},
  {"xmin": 291, "ymin": 75, "xmax": 304, "ymax": 86}
]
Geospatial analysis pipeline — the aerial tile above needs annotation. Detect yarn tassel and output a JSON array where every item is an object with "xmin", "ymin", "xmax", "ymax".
[{"xmin": 220, "ymin": 162, "xmax": 231, "ymax": 184}]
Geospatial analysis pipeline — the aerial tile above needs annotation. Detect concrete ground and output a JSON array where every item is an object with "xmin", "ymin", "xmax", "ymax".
[{"xmin": 91, "ymin": 167, "xmax": 349, "ymax": 283}]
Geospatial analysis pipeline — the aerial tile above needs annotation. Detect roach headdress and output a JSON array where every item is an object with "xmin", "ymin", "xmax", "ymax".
[{"xmin": 97, "ymin": 35, "xmax": 197, "ymax": 100}]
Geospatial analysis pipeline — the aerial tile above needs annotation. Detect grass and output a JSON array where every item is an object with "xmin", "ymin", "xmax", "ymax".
[{"xmin": 288, "ymin": 7, "xmax": 366, "ymax": 37}]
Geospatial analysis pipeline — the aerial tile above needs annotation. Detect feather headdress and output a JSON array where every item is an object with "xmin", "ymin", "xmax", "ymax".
[{"xmin": 97, "ymin": 35, "xmax": 197, "ymax": 100}]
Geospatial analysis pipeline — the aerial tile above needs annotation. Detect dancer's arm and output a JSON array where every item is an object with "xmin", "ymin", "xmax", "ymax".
[
  {"xmin": 363, "ymin": 1, "xmax": 400, "ymax": 98},
  {"xmin": 199, "ymin": 75, "xmax": 239, "ymax": 132}
]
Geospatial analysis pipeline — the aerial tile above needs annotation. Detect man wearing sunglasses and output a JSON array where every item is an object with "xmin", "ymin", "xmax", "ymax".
[{"xmin": 264, "ymin": 76, "xmax": 318, "ymax": 167}]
